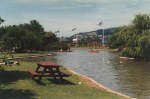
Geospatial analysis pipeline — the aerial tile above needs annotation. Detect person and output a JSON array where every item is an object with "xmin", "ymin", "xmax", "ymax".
[
  {"xmin": 67, "ymin": 44, "xmax": 71, "ymax": 51},
  {"xmin": 60, "ymin": 49, "xmax": 63, "ymax": 52},
  {"xmin": 90, "ymin": 48, "xmax": 92, "ymax": 51}
]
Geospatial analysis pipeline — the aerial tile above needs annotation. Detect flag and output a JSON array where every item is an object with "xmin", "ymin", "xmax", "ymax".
[
  {"xmin": 71, "ymin": 28, "xmax": 77, "ymax": 31},
  {"xmin": 97, "ymin": 21, "xmax": 103, "ymax": 26},
  {"xmin": 54, "ymin": 30, "xmax": 60, "ymax": 33}
]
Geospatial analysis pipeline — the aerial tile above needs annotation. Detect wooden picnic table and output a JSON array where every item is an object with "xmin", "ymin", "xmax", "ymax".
[{"xmin": 28, "ymin": 61, "xmax": 69, "ymax": 82}]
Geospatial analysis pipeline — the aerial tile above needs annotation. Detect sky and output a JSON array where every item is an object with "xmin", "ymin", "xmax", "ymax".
[{"xmin": 0, "ymin": 0, "xmax": 150, "ymax": 37}]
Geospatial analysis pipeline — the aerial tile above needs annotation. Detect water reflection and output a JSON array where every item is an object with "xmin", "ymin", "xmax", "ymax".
[
  {"xmin": 112, "ymin": 59, "xmax": 150, "ymax": 99},
  {"xmin": 22, "ymin": 50, "xmax": 150, "ymax": 99}
]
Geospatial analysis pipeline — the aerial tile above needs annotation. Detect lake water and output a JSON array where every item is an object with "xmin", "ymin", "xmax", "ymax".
[{"xmin": 24, "ymin": 49, "xmax": 150, "ymax": 99}]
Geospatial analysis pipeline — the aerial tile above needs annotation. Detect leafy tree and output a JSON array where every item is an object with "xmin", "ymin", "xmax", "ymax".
[
  {"xmin": 0, "ymin": 17, "xmax": 4, "ymax": 24},
  {"xmin": 21, "ymin": 32, "xmax": 43, "ymax": 51},
  {"xmin": 0, "ymin": 20, "xmax": 59, "ymax": 52},
  {"xmin": 1, "ymin": 25, "xmax": 26, "ymax": 50},
  {"xmin": 29, "ymin": 20, "xmax": 44, "ymax": 34},
  {"xmin": 108, "ymin": 13, "xmax": 150, "ymax": 59},
  {"xmin": 43, "ymin": 31, "xmax": 58, "ymax": 45},
  {"xmin": 132, "ymin": 13, "xmax": 150, "ymax": 33}
]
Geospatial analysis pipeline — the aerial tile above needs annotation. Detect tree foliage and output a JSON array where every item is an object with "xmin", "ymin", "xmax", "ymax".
[
  {"xmin": 0, "ymin": 20, "xmax": 58, "ymax": 52},
  {"xmin": 108, "ymin": 13, "xmax": 150, "ymax": 59},
  {"xmin": 0, "ymin": 17, "xmax": 4, "ymax": 24}
]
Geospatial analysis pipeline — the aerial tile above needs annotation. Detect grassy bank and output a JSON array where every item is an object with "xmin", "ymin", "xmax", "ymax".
[{"xmin": 0, "ymin": 61, "xmax": 124, "ymax": 99}]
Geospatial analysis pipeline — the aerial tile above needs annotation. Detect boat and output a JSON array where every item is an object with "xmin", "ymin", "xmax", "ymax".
[{"xmin": 89, "ymin": 49, "xmax": 99, "ymax": 53}]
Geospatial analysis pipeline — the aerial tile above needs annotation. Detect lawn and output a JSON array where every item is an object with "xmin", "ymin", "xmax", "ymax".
[{"xmin": 0, "ymin": 57, "xmax": 124, "ymax": 99}]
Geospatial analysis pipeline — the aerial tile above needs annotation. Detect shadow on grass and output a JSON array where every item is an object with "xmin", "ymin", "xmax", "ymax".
[
  {"xmin": 0, "ymin": 69, "xmax": 30, "ymax": 85},
  {"xmin": 48, "ymin": 78, "xmax": 76, "ymax": 85},
  {"xmin": 0, "ymin": 88, "xmax": 36, "ymax": 99},
  {"xmin": 32, "ymin": 78, "xmax": 76, "ymax": 86},
  {"xmin": 33, "ymin": 79, "xmax": 46, "ymax": 86}
]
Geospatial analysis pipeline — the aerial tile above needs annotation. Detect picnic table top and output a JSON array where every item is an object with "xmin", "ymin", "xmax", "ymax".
[{"xmin": 37, "ymin": 61, "xmax": 61, "ymax": 67}]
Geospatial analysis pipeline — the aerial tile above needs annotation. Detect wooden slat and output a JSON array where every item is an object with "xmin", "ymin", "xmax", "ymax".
[{"xmin": 28, "ymin": 71, "xmax": 70, "ymax": 78}]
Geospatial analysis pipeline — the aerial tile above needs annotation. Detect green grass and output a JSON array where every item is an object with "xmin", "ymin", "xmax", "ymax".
[{"xmin": 0, "ymin": 61, "xmax": 124, "ymax": 99}]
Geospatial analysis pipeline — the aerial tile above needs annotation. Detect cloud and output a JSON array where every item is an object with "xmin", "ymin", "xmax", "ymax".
[
  {"xmin": 12, "ymin": 0, "xmax": 61, "ymax": 4},
  {"xmin": 2, "ymin": 0, "xmax": 150, "ymax": 37},
  {"xmin": 9, "ymin": 0, "xmax": 150, "ymax": 12},
  {"xmin": 42, "ymin": 5, "xmax": 93, "ymax": 10}
]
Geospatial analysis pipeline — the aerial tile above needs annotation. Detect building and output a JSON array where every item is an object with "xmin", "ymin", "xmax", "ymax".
[{"xmin": 70, "ymin": 27, "xmax": 117, "ymax": 47}]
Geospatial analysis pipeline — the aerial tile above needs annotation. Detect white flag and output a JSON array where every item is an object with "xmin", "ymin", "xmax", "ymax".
[
  {"xmin": 97, "ymin": 21, "xmax": 103, "ymax": 26},
  {"xmin": 54, "ymin": 30, "xmax": 60, "ymax": 33},
  {"xmin": 71, "ymin": 28, "xmax": 77, "ymax": 31}
]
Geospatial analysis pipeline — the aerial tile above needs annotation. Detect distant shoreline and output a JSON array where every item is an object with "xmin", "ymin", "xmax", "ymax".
[{"xmin": 71, "ymin": 47, "xmax": 118, "ymax": 51}]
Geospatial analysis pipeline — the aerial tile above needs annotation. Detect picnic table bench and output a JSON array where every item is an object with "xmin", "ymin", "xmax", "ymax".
[{"xmin": 28, "ymin": 61, "xmax": 70, "ymax": 82}]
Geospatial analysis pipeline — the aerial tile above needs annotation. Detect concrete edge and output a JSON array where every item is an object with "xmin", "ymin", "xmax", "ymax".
[{"xmin": 66, "ymin": 68, "xmax": 136, "ymax": 99}]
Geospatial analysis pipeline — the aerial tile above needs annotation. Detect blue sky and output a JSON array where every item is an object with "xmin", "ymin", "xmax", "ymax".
[{"xmin": 0, "ymin": 0, "xmax": 150, "ymax": 37}]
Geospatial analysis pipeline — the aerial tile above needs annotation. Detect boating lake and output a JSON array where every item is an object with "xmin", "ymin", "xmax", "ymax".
[{"xmin": 24, "ymin": 49, "xmax": 150, "ymax": 99}]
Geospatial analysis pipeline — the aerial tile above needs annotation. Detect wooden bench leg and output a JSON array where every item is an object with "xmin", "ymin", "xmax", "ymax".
[
  {"xmin": 56, "ymin": 68, "xmax": 63, "ymax": 82},
  {"xmin": 38, "ymin": 68, "xmax": 47, "ymax": 81},
  {"xmin": 32, "ymin": 76, "xmax": 35, "ymax": 80},
  {"xmin": 48, "ymin": 68, "xmax": 57, "ymax": 80}
]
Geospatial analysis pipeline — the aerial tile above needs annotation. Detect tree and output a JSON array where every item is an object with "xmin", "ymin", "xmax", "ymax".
[
  {"xmin": 21, "ymin": 32, "xmax": 43, "ymax": 51},
  {"xmin": 0, "ymin": 19, "xmax": 61, "ymax": 52},
  {"xmin": 0, "ymin": 17, "xmax": 4, "ymax": 24},
  {"xmin": 0, "ymin": 20, "xmax": 45, "ymax": 52},
  {"xmin": 29, "ymin": 20, "xmax": 44, "ymax": 34},
  {"xmin": 1, "ymin": 25, "xmax": 26, "ymax": 50},
  {"xmin": 132, "ymin": 14, "xmax": 150, "ymax": 33},
  {"xmin": 108, "ymin": 13, "xmax": 150, "ymax": 59},
  {"xmin": 43, "ymin": 31, "xmax": 58, "ymax": 45}
]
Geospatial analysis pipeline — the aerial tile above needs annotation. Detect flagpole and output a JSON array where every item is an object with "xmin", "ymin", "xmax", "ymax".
[
  {"xmin": 97, "ymin": 21, "xmax": 104, "ymax": 46},
  {"xmin": 102, "ymin": 28, "xmax": 105, "ymax": 46}
]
